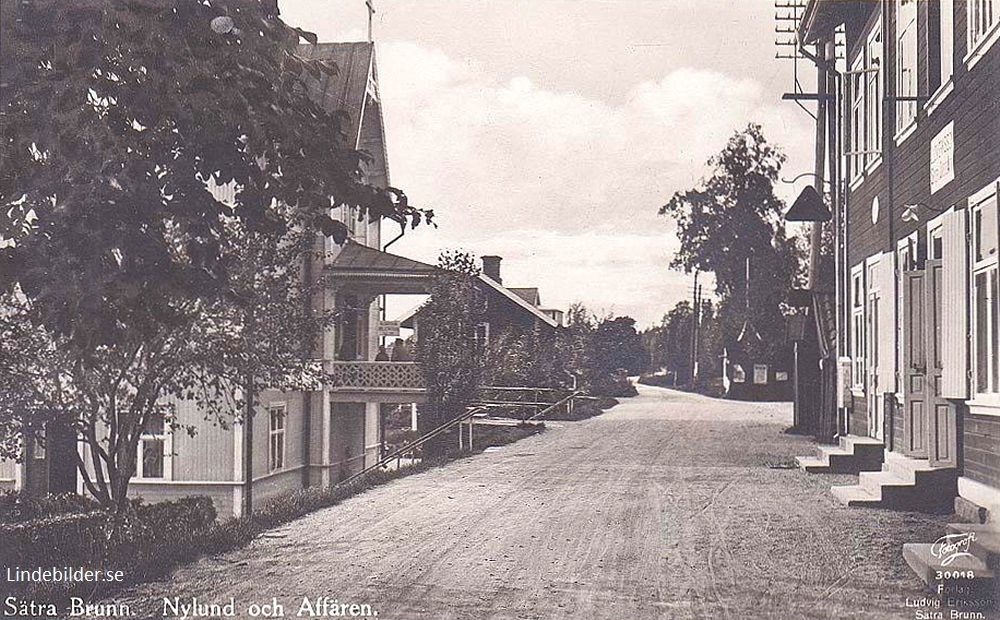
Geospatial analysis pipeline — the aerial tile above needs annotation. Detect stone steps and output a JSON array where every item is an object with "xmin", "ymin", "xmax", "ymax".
[
  {"xmin": 794, "ymin": 435, "xmax": 884, "ymax": 474},
  {"xmin": 830, "ymin": 452, "xmax": 957, "ymax": 513}
]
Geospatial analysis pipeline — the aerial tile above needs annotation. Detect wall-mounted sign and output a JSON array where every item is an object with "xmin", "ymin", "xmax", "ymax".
[
  {"xmin": 775, "ymin": 371, "xmax": 789, "ymax": 382},
  {"xmin": 871, "ymin": 196, "xmax": 880, "ymax": 224},
  {"xmin": 753, "ymin": 364, "xmax": 768, "ymax": 385},
  {"xmin": 930, "ymin": 121, "xmax": 955, "ymax": 194},
  {"xmin": 377, "ymin": 321, "xmax": 401, "ymax": 337}
]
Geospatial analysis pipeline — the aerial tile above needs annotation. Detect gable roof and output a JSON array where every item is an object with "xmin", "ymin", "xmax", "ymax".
[
  {"xmin": 478, "ymin": 275, "xmax": 558, "ymax": 328},
  {"xmin": 397, "ymin": 275, "xmax": 559, "ymax": 329},
  {"xmin": 297, "ymin": 42, "xmax": 373, "ymax": 147}
]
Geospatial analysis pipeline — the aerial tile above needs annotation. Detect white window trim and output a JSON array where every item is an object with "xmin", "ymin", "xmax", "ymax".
[
  {"xmin": 968, "ymin": 181, "xmax": 999, "ymax": 408},
  {"xmin": 924, "ymin": 78, "xmax": 954, "ymax": 116},
  {"xmin": 268, "ymin": 402, "xmax": 287, "ymax": 472},
  {"xmin": 894, "ymin": 119, "xmax": 918, "ymax": 146},
  {"xmin": 135, "ymin": 411, "xmax": 173, "ymax": 481},
  {"xmin": 965, "ymin": 0, "xmax": 1000, "ymax": 70},
  {"xmin": 895, "ymin": 0, "xmax": 919, "ymax": 138}
]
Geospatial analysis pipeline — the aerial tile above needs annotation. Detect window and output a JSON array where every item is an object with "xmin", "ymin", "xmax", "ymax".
[
  {"xmin": 930, "ymin": 0, "xmax": 955, "ymax": 95},
  {"xmin": 849, "ymin": 54, "xmax": 866, "ymax": 181},
  {"xmin": 269, "ymin": 404, "xmax": 286, "ymax": 472},
  {"xmin": 136, "ymin": 408, "xmax": 170, "ymax": 480},
  {"xmin": 896, "ymin": 0, "xmax": 918, "ymax": 135},
  {"xmin": 865, "ymin": 19, "xmax": 883, "ymax": 168},
  {"xmin": 971, "ymin": 189, "xmax": 999, "ymax": 401},
  {"xmin": 847, "ymin": 16, "xmax": 882, "ymax": 182},
  {"xmin": 33, "ymin": 431, "xmax": 45, "ymax": 460},
  {"xmin": 968, "ymin": 0, "xmax": 999, "ymax": 56},
  {"xmin": 851, "ymin": 264, "xmax": 866, "ymax": 389}
]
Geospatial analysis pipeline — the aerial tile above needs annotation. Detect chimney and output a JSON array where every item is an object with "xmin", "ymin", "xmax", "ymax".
[{"xmin": 481, "ymin": 255, "xmax": 502, "ymax": 283}]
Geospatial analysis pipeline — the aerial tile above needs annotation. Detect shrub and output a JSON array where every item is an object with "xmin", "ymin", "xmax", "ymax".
[
  {"xmin": 0, "ymin": 490, "xmax": 101, "ymax": 523},
  {"xmin": 0, "ymin": 496, "xmax": 217, "ymax": 601}
]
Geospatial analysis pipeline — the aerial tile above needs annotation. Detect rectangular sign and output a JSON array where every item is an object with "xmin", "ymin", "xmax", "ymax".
[
  {"xmin": 377, "ymin": 321, "xmax": 401, "ymax": 338},
  {"xmin": 930, "ymin": 121, "xmax": 954, "ymax": 194},
  {"xmin": 753, "ymin": 364, "xmax": 768, "ymax": 385}
]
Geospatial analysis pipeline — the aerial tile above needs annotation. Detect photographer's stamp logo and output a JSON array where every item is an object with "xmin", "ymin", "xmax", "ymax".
[{"xmin": 930, "ymin": 532, "xmax": 977, "ymax": 567}]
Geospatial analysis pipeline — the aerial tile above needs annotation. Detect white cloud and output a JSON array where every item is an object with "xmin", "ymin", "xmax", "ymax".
[{"xmin": 375, "ymin": 41, "xmax": 811, "ymax": 327}]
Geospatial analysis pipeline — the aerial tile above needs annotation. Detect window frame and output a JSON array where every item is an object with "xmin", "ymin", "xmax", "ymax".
[
  {"xmin": 969, "ymin": 183, "xmax": 1000, "ymax": 411},
  {"xmin": 268, "ymin": 403, "xmax": 287, "ymax": 472},
  {"xmin": 134, "ymin": 407, "xmax": 172, "ymax": 481},
  {"xmin": 966, "ymin": 0, "xmax": 1000, "ymax": 69},
  {"xmin": 895, "ymin": 0, "xmax": 919, "ymax": 141},
  {"xmin": 864, "ymin": 18, "xmax": 883, "ymax": 172}
]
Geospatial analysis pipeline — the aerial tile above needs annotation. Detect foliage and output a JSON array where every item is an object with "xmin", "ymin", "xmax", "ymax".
[
  {"xmin": 0, "ymin": 0, "xmax": 432, "ymax": 513},
  {"xmin": 415, "ymin": 251, "xmax": 486, "ymax": 457},
  {"xmin": 480, "ymin": 325, "xmax": 565, "ymax": 388},
  {"xmin": 643, "ymin": 299, "xmax": 722, "ymax": 386},
  {"xmin": 659, "ymin": 124, "xmax": 802, "ymax": 363},
  {"xmin": 0, "ymin": 491, "xmax": 101, "ymax": 524},
  {"xmin": 555, "ymin": 304, "xmax": 648, "ymax": 396},
  {"xmin": 0, "ymin": 496, "xmax": 216, "ymax": 600}
]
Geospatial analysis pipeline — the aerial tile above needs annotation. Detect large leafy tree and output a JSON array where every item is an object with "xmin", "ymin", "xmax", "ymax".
[
  {"xmin": 0, "ymin": 0, "xmax": 430, "ymax": 511},
  {"xmin": 659, "ymin": 124, "xmax": 801, "ymax": 362},
  {"xmin": 415, "ymin": 251, "xmax": 486, "ymax": 459}
]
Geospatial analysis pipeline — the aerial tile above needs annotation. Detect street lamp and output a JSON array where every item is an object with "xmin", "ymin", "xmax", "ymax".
[
  {"xmin": 901, "ymin": 202, "xmax": 947, "ymax": 223},
  {"xmin": 784, "ymin": 184, "xmax": 832, "ymax": 222}
]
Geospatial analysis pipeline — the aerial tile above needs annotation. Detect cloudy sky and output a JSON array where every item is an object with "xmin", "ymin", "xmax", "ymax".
[{"xmin": 281, "ymin": 0, "xmax": 816, "ymax": 327}]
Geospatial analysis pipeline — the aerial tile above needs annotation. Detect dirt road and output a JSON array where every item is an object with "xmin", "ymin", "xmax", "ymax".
[{"xmin": 117, "ymin": 385, "xmax": 949, "ymax": 619}]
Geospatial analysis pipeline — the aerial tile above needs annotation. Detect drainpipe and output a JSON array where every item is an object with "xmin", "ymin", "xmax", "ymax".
[
  {"xmin": 883, "ymin": 0, "xmax": 897, "ymax": 447},
  {"xmin": 379, "ymin": 223, "xmax": 406, "ymax": 345}
]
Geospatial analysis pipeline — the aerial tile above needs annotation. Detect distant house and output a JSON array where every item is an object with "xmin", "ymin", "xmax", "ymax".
[{"xmin": 399, "ymin": 255, "xmax": 561, "ymax": 346}]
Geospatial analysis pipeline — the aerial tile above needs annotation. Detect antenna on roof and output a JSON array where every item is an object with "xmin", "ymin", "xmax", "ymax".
[{"xmin": 365, "ymin": 0, "xmax": 376, "ymax": 42}]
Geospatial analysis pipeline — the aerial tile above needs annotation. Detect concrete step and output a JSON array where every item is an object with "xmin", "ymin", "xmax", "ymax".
[
  {"xmin": 884, "ymin": 451, "xmax": 936, "ymax": 481},
  {"xmin": 831, "ymin": 484, "xmax": 882, "ymax": 507},
  {"xmin": 840, "ymin": 434, "xmax": 884, "ymax": 453},
  {"xmin": 795, "ymin": 436, "xmax": 885, "ymax": 475},
  {"xmin": 902, "ymin": 543, "xmax": 996, "ymax": 604},
  {"xmin": 795, "ymin": 455, "xmax": 828, "ymax": 472},
  {"xmin": 859, "ymin": 470, "xmax": 912, "ymax": 496}
]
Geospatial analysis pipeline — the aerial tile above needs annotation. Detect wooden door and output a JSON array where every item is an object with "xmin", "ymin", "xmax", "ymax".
[
  {"xmin": 925, "ymin": 259, "xmax": 958, "ymax": 467},
  {"xmin": 867, "ymin": 290, "xmax": 883, "ymax": 440},
  {"xmin": 902, "ymin": 270, "xmax": 928, "ymax": 457}
]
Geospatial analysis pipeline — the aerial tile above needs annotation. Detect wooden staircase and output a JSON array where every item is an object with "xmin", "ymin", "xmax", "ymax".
[
  {"xmin": 902, "ymin": 521, "xmax": 998, "ymax": 612},
  {"xmin": 794, "ymin": 435, "xmax": 884, "ymax": 474},
  {"xmin": 830, "ymin": 451, "xmax": 958, "ymax": 513}
]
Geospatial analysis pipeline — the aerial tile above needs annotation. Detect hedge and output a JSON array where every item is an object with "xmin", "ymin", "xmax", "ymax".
[{"xmin": 0, "ymin": 490, "xmax": 101, "ymax": 523}]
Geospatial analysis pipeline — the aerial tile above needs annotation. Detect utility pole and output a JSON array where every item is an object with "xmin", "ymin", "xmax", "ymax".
[
  {"xmin": 693, "ymin": 283, "xmax": 702, "ymax": 384},
  {"xmin": 809, "ymin": 40, "xmax": 828, "ymax": 289},
  {"xmin": 689, "ymin": 271, "xmax": 699, "ymax": 385}
]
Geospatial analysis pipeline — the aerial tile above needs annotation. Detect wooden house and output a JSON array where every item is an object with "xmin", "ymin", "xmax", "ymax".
[
  {"xmin": 399, "ymin": 254, "xmax": 561, "ymax": 345},
  {"xmin": 793, "ymin": 0, "xmax": 999, "ymax": 598},
  {"xmin": 3, "ymin": 42, "xmax": 439, "ymax": 518}
]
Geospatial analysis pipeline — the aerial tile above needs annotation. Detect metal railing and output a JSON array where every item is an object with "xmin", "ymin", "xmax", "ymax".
[
  {"xmin": 527, "ymin": 391, "xmax": 584, "ymax": 420},
  {"xmin": 335, "ymin": 405, "xmax": 488, "ymax": 488}
]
